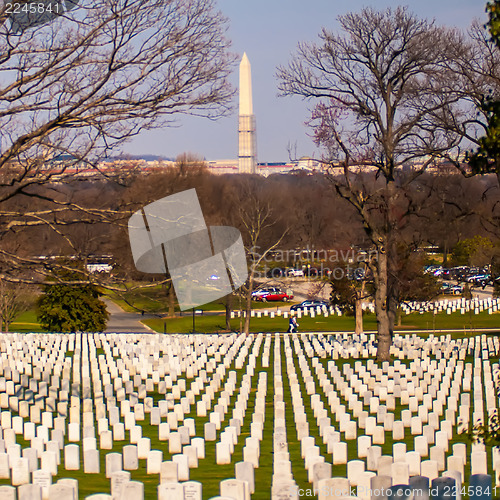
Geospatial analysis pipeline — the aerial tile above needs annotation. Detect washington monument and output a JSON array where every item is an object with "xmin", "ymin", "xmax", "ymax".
[{"xmin": 238, "ymin": 53, "xmax": 257, "ymax": 174}]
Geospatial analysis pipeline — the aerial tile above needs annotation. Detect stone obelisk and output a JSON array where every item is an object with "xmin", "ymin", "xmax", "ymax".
[{"xmin": 238, "ymin": 53, "xmax": 257, "ymax": 174}]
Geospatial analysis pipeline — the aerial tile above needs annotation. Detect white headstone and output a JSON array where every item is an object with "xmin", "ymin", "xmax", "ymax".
[
  {"xmin": 173, "ymin": 454, "xmax": 189, "ymax": 481},
  {"xmin": 33, "ymin": 469, "xmax": 52, "ymax": 500},
  {"xmin": 157, "ymin": 482, "xmax": 184, "ymax": 500},
  {"xmin": 347, "ymin": 460, "xmax": 365, "ymax": 486},
  {"xmin": 84, "ymin": 449, "xmax": 99, "ymax": 474},
  {"xmin": 64, "ymin": 445, "xmax": 80, "ymax": 471},
  {"xmin": 147, "ymin": 450, "xmax": 163, "ymax": 474},
  {"xmin": 160, "ymin": 461, "xmax": 178, "ymax": 483},
  {"xmin": 183, "ymin": 481, "xmax": 202, "ymax": 500},
  {"xmin": 18, "ymin": 484, "xmax": 42, "ymax": 500},
  {"xmin": 111, "ymin": 471, "xmax": 131, "ymax": 498},
  {"xmin": 11, "ymin": 457, "xmax": 30, "ymax": 486},
  {"xmin": 220, "ymin": 478, "xmax": 248, "ymax": 500},
  {"xmin": 105, "ymin": 452, "xmax": 122, "ymax": 478},
  {"xmin": 235, "ymin": 461, "xmax": 255, "ymax": 494},
  {"xmin": 216, "ymin": 442, "xmax": 231, "ymax": 465},
  {"xmin": 123, "ymin": 445, "xmax": 138, "ymax": 471},
  {"xmin": 120, "ymin": 481, "xmax": 144, "ymax": 500}
]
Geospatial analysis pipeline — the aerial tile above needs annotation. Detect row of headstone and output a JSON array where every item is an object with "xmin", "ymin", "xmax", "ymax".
[
  {"xmin": 272, "ymin": 334, "xmax": 299, "ymax": 499},
  {"xmin": 0, "ymin": 332, "xmax": 265, "ymax": 499},
  {"xmin": 0, "ymin": 330, "xmax": 498, "ymax": 497},
  {"xmin": 283, "ymin": 332, "xmax": 494, "ymax": 487},
  {"xmin": 396, "ymin": 297, "xmax": 500, "ymax": 316},
  {"xmin": 230, "ymin": 304, "xmax": 343, "ymax": 320}
]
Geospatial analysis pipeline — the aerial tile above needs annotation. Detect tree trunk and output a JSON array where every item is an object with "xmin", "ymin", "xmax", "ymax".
[
  {"xmin": 243, "ymin": 294, "xmax": 252, "ymax": 335},
  {"xmin": 374, "ymin": 248, "xmax": 392, "ymax": 362},
  {"xmin": 238, "ymin": 294, "xmax": 243, "ymax": 334},
  {"xmin": 387, "ymin": 241, "xmax": 399, "ymax": 339},
  {"xmin": 243, "ymin": 275, "xmax": 254, "ymax": 335},
  {"xmin": 167, "ymin": 284, "xmax": 175, "ymax": 318},
  {"xmin": 354, "ymin": 298, "xmax": 363, "ymax": 335},
  {"xmin": 225, "ymin": 295, "xmax": 232, "ymax": 331},
  {"xmin": 396, "ymin": 307, "xmax": 402, "ymax": 327}
]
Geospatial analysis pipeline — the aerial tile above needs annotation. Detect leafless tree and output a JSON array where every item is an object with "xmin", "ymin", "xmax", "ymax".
[
  {"xmin": 278, "ymin": 7, "xmax": 469, "ymax": 360},
  {"xmin": 0, "ymin": 0, "xmax": 235, "ymax": 285},
  {"xmin": 444, "ymin": 21, "xmax": 500, "ymax": 185},
  {"xmin": 438, "ymin": 21, "xmax": 500, "ymax": 236},
  {"xmin": 0, "ymin": 280, "xmax": 34, "ymax": 331},
  {"xmin": 220, "ymin": 177, "xmax": 288, "ymax": 334}
]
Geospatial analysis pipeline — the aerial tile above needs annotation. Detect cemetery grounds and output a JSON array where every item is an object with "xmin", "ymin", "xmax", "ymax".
[{"xmin": 0, "ymin": 329, "xmax": 499, "ymax": 499}]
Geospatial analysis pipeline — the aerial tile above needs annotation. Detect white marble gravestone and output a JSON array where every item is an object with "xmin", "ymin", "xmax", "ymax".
[
  {"xmin": 160, "ymin": 461, "xmax": 178, "ymax": 483},
  {"xmin": 111, "ymin": 470, "xmax": 131, "ymax": 498},
  {"xmin": 120, "ymin": 481, "xmax": 144, "ymax": 500},
  {"xmin": 157, "ymin": 482, "xmax": 184, "ymax": 500},
  {"xmin": 220, "ymin": 478, "xmax": 249, "ymax": 500}
]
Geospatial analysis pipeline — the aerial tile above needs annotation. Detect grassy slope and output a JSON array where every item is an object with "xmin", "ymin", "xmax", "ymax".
[
  {"xmin": 142, "ymin": 310, "xmax": 500, "ymax": 335},
  {"xmin": 11, "ymin": 307, "xmax": 500, "ymax": 335}
]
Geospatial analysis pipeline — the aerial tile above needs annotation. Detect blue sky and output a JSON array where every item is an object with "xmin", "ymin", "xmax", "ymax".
[{"xmin": 125, "ymin": 1, "xmax": 487, "ymax": 163}]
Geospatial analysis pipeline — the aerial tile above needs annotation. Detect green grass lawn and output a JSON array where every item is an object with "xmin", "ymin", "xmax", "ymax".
[
  {"xmin": 11, "ymin": 304, "xmax": 500, "ymax": 335},
  {"xmin": 142, "ymin": 309, "xmax": 500, "ymax": 335},
  {"xmin": 8, "ymin": 310, "xmax": 45, "ymax": 333}
]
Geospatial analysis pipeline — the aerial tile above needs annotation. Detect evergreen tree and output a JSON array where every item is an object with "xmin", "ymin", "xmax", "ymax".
[{"xmin": 37, "ymin": 282, "xmax": 109, "ymax": 333}]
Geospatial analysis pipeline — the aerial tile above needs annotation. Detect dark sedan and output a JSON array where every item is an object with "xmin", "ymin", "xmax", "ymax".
[{"xmin": 290, "ymin": 300, "xmax": 330, "ymax": 312}]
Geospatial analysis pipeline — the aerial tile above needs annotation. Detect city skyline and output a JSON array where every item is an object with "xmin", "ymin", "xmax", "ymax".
[{"xmin": 125, "ymin": 0, "xmax": 486, "ymax": 163}]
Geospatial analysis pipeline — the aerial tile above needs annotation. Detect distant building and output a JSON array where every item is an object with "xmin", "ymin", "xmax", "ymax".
[{"xmin": 205, "ymin": 160, "xmax": 239, "ymax": 175}]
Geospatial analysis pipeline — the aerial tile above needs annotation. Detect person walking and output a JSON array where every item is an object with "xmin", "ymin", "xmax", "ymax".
[{"xmin": 288, "ymin": 315, "xmax": 298, "ymax": 333}]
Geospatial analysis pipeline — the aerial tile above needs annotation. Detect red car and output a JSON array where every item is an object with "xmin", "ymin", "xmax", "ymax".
[{"xmin": 252, "ymin": 287, "xmax": 294, "ymax": 302}]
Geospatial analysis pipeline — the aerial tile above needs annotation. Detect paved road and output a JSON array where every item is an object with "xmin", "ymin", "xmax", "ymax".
[
  {"xmin": 103, "ymin": 299, "xmax": 155, "ymax": 333},
  {"xmin": 470, "ymin": 285, "xmax": 494, "ymax": 300}
]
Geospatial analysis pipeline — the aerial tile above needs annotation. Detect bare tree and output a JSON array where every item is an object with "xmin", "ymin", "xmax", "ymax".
[
  {"xmin": 0, "ymin": 0, "xmax": 235, "ymax": 284},
  {"xmin": 445, "ymin": 20, "xmax": 500, "ymax": 187},
  {"xmin": 221, "ymin": 177, "xmax": 288, "ymax": 334},
  {"xmin": 0, "ymin": 280, "xmax": 34, "ymax": 331},
  {"xmin": 437, "ymin": 20, "xmax": 500, "ymax": 237},
  {"xmin": 278, "ymin": 7, "xmax": 468, "ymax": 360},
  {"xmin": 329, "ymin": 262, "xmax": 371, "ymax": 335}
]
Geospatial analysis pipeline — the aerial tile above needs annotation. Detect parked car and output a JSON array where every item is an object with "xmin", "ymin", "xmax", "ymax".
[
  {"xmin": 466, "ymin": 274, "xmax": 491, "ymax": 288},
  {"xmin": 307, "ymin": 267, "xmax": 332, "ymax": 278},
  {"xmin": 290, "ymin": 300, "xmax": 330, "ymax": 311},
  {"xmin": 424, "ymin": 265, "xmax": 442, "ymax": 276},
  {"xmin": 451, "ymin": 266, "xmax": 469, "ymax": 281},
  {"xmin": 252, "ymin": 287, "xmax": 294, "ymax": 302},
  {"xmin": 441, "ymin": 283, "xmax": 464, "ymax": 295},
  {"xmin": 286, "ymin": 268, "xmax": 304, "ymax": 277},
  {"xmin": 266, "ymin": 267, "xmax": 285, "ymax": 278},
  {"xmin": 306, "ymin": 267, "xmax": 320, "ymax": 277},
  {"xmin": 441, "ymin": 269, "xmax": 451, "ymax": 280}
]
